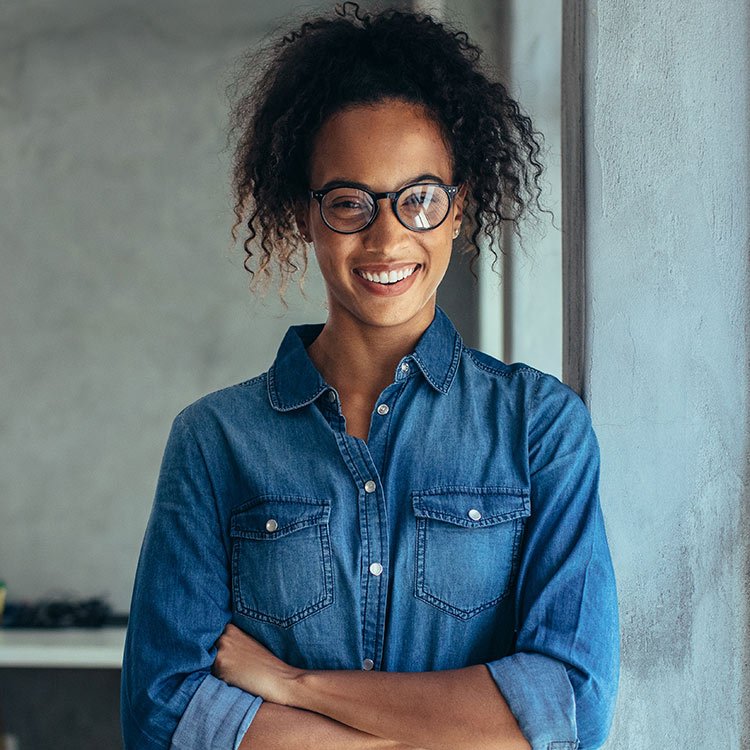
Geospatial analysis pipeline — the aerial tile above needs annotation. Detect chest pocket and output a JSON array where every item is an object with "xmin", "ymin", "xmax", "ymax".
[
  {"xmin": 412, "ymin": 486, "xmax": 530, "ymax": 620},
  {"xmin": 230, "ymin": 496, "xmax": 334, "ymax": 629}
]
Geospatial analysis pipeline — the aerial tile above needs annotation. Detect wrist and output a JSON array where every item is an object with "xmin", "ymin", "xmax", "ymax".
[{"xmin": 285, "ymin": 666, "xmax": 310, "ymax": 708}]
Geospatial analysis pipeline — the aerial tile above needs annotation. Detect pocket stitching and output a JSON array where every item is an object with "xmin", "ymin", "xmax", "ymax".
[
  {"xmin": 231, "ymin": 497, "xmax": 334, "ymax": 628},
  {"xmin": 230, "ymin": 511, "xmax": 328, "ymax": 540},
  {"xmin": 412, "ymin": 487, "xmax": 528, "ymax": 620},
  {"xmin": 231, "ymin": 496, "xmax": 330, "ymax": 539},
  {"xmin": 412, "ymin": 486, "xmax": 530, "ymax": 527}
]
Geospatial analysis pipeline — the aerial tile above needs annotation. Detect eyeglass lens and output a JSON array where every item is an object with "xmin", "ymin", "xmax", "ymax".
[{"xmin": 321, "ymin": 184, "xmax": 451, "ymax": 232}]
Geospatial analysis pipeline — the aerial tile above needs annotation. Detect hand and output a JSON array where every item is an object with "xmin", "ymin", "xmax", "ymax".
[{"xmin": 212, "ymin": 623, "xmax": 303, "ymax": 705}]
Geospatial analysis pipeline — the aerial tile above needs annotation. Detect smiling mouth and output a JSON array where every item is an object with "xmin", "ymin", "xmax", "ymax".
[{"xmin": 353, "ymin": 264, "xmax": 421, "ymax": 285}]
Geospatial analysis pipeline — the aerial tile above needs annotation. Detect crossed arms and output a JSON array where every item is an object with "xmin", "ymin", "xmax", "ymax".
[{"xmin": 213, "ymin": 622, "xmax": 530, "ymax": 750}]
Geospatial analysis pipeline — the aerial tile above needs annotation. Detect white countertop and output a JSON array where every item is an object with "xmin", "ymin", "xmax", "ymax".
[{"xmin": 0, "ymin": 626, "xmax": 126, "ymax": 668}]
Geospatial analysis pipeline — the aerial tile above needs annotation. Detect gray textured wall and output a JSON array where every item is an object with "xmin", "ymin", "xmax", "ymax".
[
  {"xmin": 0, "ymin": 0, "xmax": 334, "ymax": 616},
  {"xmin": 568, "ymin": 0, "xmax": 750, "ymax": 746}
]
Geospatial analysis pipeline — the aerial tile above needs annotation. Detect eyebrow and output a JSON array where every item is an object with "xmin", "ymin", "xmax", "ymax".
[{"xmin": 317, "ymin": 173, "xmax": 447, "ymax": 191}]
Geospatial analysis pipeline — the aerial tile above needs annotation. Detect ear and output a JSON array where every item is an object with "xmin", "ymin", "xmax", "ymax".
[
  {"xmin": 295, "ymin": 200, "xmax": 312, "ymax": 243},
  {"xmin": 452, "ymin": 183, "xmax": 468, "ymax": 232}
]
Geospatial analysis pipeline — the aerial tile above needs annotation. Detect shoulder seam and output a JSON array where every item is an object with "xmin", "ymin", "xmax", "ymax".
[
  {"xmin": 465, "ymin": 349, "xmax": 543, "ymax": 380},
  {"xmin": 174, "ymin": 371, "xmax": 268, "ymax": 422},
  {"xmin": 235, "ymin": 372, "xmax": 267, "ymax": 389}
]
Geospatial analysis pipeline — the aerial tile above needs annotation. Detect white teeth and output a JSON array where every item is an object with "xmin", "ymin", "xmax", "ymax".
[{"xmin": 356, "ymin": 265, "xmax": 418, "ymax": 284}]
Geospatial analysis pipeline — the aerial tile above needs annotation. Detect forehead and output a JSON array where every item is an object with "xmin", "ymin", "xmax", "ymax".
[{"xmin": 308, "ymin": 99, "xmax": 453, "ymax": 190}]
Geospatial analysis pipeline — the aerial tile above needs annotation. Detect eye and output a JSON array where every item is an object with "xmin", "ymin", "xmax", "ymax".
[
  {"xmin": 331, "ymin": 197, "xmax": 367, "ymax": 210},
  {"xmin": 401, "ymin": 184, "xmax": 439, "ymax": 207},
  {"xmin": 323, "ymin": 188, "xmax": 373, "ymax": 216}
]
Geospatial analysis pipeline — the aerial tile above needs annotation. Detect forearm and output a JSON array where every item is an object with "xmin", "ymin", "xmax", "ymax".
[
  {"xmin": 286, "ymin": 664, "xmax": 530, "ymax": 750},
  {"xmin": 238, "ymin": 700, "xmax": 428, "ymax": 750}
]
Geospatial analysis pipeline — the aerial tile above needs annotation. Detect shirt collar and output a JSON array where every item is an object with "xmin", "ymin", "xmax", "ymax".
[{"xmin": 267, "ymin": 304, "xmax": 464, "ymax": 412}]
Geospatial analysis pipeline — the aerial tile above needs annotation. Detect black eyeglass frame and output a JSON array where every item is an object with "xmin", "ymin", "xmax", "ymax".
[{"xmin": 308, "ymin": 182, "xmax": 460, "ymax": 234}]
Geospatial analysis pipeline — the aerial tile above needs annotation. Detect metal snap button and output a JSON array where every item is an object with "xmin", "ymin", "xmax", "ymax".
[
  {"xmin": 364, "ymin": 480, "xmax": 376, "ymax": 493},
  {"xmin": 468, "ymin": 509, "xmax": 482, "ymax": 521},
  {"xmin": 327, "ymin": 390, "xmax": 336, "ymax": 402},
  {"xmin": 265, "ymin": 518, "xmax": 279, "ymax": 532},
  {"xmin": 400, "ymin": 362, "xmax": 410, "ymax": 373},
  {"xmin": 376, "ymin": 403, "xmax": 389, "ymax": 415},
  {"xmin": 362, "ymin": 658, "xmax": 374, "ymax": 670},
  {"xmin": 369, "ymin": 562, "xmax": 383, "ymax": 576}
]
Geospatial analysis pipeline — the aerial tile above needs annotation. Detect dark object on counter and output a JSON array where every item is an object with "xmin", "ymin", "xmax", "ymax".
[{"xmin": 1, "ymin": 597, "xmax": 127, "ymax": 628}]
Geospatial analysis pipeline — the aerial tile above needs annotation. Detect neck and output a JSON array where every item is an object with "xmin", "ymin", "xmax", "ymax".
[{"xmin": 306, "ymin": 306, "xmax": 436, "ymax": 399}]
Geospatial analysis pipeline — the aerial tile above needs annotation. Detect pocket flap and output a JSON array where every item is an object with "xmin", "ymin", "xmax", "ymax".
[
  {"xmin": 231, "ymin": 497, "xmax": 331, "ymax": 540},
  {"xmin": 412, "ymin": 486, "xmax": 529, "ymax": 528}
]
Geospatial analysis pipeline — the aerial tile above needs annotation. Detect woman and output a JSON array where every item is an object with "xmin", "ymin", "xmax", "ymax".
[{"xmin": 121, "ymin": 5, "xmax": 620, "ymax": 749}]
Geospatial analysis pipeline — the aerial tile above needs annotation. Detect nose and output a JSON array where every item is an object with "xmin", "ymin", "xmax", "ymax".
[{"xmin": 362, "ymin": 197, "xmax": 410, "ymax": 252}]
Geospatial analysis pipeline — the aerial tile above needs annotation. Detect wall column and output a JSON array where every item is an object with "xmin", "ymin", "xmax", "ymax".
[{"xmin": 563, "ymin": 1, "xmax": 750, "ymax": 746}]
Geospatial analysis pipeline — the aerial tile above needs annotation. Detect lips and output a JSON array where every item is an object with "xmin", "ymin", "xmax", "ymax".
[
  {"xmin": 353, "ymin": 263, "xmax": 420, "ymax": 285},
  {"xmin": 351, "ymin": 263, "xmax": 422, "ymax": 297}
]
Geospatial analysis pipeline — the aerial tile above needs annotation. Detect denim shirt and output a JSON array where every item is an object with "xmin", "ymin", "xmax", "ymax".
[{"xmin": 121, "ymin": 305, "xmax": 619, "ymax": 750}]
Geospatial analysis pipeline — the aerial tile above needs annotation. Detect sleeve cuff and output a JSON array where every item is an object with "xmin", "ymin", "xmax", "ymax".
[
  {"xmin": 484, "ymin": 652, "xmax": 578, "ymax": 750},
  {"xmin": 170, "ymin": 673, "xmax": 264, "ymax": 750}
]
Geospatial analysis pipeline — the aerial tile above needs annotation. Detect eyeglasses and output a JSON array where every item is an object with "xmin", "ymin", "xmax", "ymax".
[{"xmin": 309, "ymin": 182, "xmax": 460, "ymax": 234}]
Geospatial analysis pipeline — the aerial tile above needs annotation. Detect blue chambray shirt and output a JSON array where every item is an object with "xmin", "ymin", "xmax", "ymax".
[{"xmin": 121, "ymin": 304, "xmax": 619, "ymax": 750}]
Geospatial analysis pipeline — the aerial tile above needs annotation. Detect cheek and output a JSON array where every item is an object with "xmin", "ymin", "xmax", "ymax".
[
  {"xmin": 424, "ymin": 236, "xmax": 453, "ymax": 267},
  {"xmin": 312, "ymin": 248, "xmax": 332, "ymax": 278},
  {"xmin": 312, "ymin": 240, "xmax": 353, "ymax": 276}
]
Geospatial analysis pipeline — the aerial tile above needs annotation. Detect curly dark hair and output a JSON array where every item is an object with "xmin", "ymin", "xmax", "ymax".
[{"xmin": 226, "ymin": 2, "xmax": 546, "ymax": 301}]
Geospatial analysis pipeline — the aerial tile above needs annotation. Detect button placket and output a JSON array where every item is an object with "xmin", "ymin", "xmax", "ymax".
[{"xmin": 333, "ymin": 431, "xmax": 387, "ymax": 675}]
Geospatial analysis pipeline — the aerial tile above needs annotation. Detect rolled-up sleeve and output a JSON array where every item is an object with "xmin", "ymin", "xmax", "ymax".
[
  {"xmin": 484, "ymin": 374, "xmax": 620, "ymax": 750},
  {"xmin": 121, "ymin": 411, "xmax": 264, "ymax": 749}
]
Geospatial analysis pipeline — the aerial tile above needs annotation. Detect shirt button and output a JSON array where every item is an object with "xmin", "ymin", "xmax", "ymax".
[
  {"xmin": 265, "ymin": 518, "xmax": 278, "ymax": 532},
  {"xmin": 369, "ymin": 562, "xmax": 383, "ymax": 576},
  {"xmin": 376, "ymin": 403, "xmax": 389, "ymax": 415},
  {"xmin": 327, "ymin": 390, "xmax": 336, "ymax": 402},
  {"xmin": 468, "ymin": 509, "xmax": 482, "ymax": 521},
  {"xmin": 400, "ymin": 362, "xmax": 410, "ymax": 373},
  {"xmin": 364, "ymin": 480, "xmax": 376, "ymax": 493},
  {"xmin": 362, "ymin": 658, "xmax": 374, "ymax": 670}
]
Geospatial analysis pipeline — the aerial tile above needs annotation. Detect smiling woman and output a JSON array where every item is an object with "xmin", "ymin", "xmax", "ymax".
[
  {"xmin": 301, "ymin": 101, "xmax": 461, "ymax": 358},
  {"xmin": 120, "ymin": 4, "xmax": 619, "ymax": 750}
]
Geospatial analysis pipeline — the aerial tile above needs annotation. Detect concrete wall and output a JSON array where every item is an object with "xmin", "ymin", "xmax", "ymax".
[
  {"xmin": 565, "ymin": 0, "xmax": 750, "ymax": 746},
  {"xmin": 0, "ymin": 0, "xmax": 331, "ymax": 618}
]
